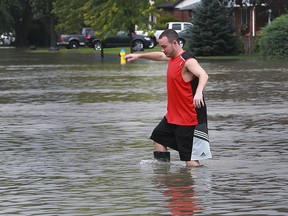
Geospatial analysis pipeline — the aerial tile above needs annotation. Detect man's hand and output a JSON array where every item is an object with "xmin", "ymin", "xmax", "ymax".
[
  {"xmin": 125, "ymin": 54, "xmax": 139, "ymax": 62},
  {"xmin": 193, "ymin": 91, "xmax": 205, "ymax": 108}
]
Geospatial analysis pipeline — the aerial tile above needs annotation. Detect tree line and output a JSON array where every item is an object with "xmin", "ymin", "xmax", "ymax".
[
  {"xmin": 0, "ymin": 0, "xmax": 172, "ymax": 47},
  {"xmin": 0, "ymin": 0, "xmax": 287, "ymax": 58}
]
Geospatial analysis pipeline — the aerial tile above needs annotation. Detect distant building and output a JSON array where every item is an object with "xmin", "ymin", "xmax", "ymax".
[
  {"xmin": 156, "ymin": 0, "xmax": 200, "ymax": 22},
  {"xmin": 157, "ymin": 0, "xmax": 288, "ymax": 53},
  {"xmin": 157, "ymin": 0, "xmax": 287, "ymax": 36}
]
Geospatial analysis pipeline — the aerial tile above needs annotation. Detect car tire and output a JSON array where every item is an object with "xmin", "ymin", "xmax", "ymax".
[
  {"xmin": 93, "ymin": 41, "xmax": 102, "ymax": 50},
  {"xmin": 69, "ymin": 41, "xmax": 79, "ymax": 49},
  {"xmin": 133, "ymin": 40, "xmax": 144, "ymax": 49},
  {"xmin": 179, "ymin": 39, "xmax": 185, "ymax": 48},
  {"xmin": 148, "ymin": 40, "xmax": 155, "ymax": 49},
  {"xmin": 151, "ymin": 37, "xmax": 157, "ymax": 45}
]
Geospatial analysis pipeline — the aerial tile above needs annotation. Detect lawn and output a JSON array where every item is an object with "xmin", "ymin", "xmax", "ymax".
[
  {"xmin": 30, "ymin": 45, "xmax": 259, "ymax": 60},
  {"xmin": 32, "ymin": 46, "xmax": 162, "ymax": 54}
]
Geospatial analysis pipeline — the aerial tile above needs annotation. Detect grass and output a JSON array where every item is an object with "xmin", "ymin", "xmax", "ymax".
[
  {"xmin": 31, "ymin": 46, "xmax": 162, "ymax": 54},
  {"xmin": 197, "ymin": 54, "xmax": 260, "ymax": 60},
  {"xmin": 30, "ymin": 45, "xmax": 259, "ymax": 60}
]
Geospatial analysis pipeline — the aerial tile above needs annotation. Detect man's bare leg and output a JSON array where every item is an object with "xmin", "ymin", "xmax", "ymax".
[
  {"xmin": 186, "ymin": 160, "xmax": 201, "ymax": 167},
  {"xmin": 153, "ymin": 143, "xmax": 170, "ymax": 162},
  {"xmin": 154, "ymin": 142, "xmax": 167, "ymax": 152}
]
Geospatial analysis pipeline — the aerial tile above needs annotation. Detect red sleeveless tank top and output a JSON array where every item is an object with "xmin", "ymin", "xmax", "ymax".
[{"xmin": 165, "ymin": 52, "xmax": 201, "ymax": 126}]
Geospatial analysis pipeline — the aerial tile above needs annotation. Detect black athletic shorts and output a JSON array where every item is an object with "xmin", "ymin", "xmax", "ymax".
[{"xmin": 150, "ymin": 117, "xmax": 196, "ymax": 161}]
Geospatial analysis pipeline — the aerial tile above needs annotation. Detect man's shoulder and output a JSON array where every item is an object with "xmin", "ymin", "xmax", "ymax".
[{"xmin": 181, "ymin": 51, "xmax": 195, "ymax": 61}]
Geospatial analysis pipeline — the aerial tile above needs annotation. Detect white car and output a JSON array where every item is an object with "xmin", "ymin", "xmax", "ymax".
[{"xmin": 0, "ymin": 32, "xmax": 15, "ymax": 45}]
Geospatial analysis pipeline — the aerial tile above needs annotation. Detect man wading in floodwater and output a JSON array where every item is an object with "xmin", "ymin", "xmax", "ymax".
[{"xmin": 125, "ymin": 29, "xmax": 212, "ymax": 167}]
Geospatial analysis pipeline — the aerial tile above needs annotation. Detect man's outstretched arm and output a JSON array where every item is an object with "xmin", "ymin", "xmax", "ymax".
[{"xmin": 125, "ymin": 52, "xmax": 168, "ymax": 62}]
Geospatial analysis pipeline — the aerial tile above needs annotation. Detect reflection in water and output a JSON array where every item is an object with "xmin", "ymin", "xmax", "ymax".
[{"xmin": 154, "ymin": 167, "xmax": 202, "ymax": 215}]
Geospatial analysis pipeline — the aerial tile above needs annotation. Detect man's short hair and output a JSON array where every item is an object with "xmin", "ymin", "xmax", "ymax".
[{"xmin": 159, "ymin": 29, "xmax": 179, "ymax": 43}]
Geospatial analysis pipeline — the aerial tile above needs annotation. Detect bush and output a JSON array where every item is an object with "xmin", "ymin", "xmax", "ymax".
[{"xmin": 258, "ymin": 13, "xmax": 288, "ymax": 60}]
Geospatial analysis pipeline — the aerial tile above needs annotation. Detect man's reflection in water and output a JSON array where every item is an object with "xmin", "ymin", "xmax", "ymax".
[{"xmin": 153, "ymin": 166, "xmax": 202, "ymax": 215}]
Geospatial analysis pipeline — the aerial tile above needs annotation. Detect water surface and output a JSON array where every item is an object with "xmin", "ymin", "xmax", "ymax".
[{"xmin": 0, "ymin": 49, "xmax": 287, "ymax": 215}]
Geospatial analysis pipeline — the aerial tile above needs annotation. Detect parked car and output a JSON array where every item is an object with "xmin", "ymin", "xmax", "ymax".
[
  {"xmin": 56, "ymin": 33, "xmax": 86, "ymax": 49},
  {"xmin": 178, "ymin": 27, "xmax": 192, "ymax": 48},
  {"xmin": 0, "ymin": 32, "xmax": 15, "ymax": 46},
  {"xmin": 135, "ymin": 22, "xmax": 193, "ymax": 42},
  {"xmin": 85, "ymin": 30, "xmax": 155, "ymax": 50},
  {"xmin": 56, "ymin": 28, "xmax": 96, "ymax": 49}
]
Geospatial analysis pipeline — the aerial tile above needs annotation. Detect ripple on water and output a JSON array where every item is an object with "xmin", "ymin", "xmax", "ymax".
[{"xmin": 0, "ymin": 51, "xmax": 287, "ymax": 215}]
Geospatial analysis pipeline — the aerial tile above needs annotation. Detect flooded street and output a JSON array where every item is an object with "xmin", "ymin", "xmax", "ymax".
[{"xmin": 0, "ymin": 48, "xmax": 287, "ymax": 215}]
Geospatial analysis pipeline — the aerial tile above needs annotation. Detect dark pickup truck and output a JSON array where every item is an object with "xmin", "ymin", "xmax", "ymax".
[{"xmin": 57, "ymin": 28, "xmax": 91, "ymax": 49}]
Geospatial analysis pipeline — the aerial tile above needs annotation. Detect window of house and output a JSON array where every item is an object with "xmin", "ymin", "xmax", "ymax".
[{"xmin": 241, "ymin": 7, "xmax": 248, "ymax": 25}]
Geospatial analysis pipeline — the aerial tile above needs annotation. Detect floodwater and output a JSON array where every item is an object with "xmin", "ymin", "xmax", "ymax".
[{"xmin": 0, "ymin": 48, "xmax": 287, "ymax": 215}]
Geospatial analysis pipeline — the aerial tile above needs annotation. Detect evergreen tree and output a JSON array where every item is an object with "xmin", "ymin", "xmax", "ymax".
[{"xmin": 188, "ymin": 0, "xmax": 240, "ymax": 56}]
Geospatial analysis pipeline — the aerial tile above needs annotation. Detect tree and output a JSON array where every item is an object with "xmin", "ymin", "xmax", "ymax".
[
  {"xmin": 52, "ymin": 0, "xmax": 171, "ymax": 56},
  {"xmin": 1, "ymin": 0, "xmax": 33, "ymax": 46},
  {"xmin": 0, "ymin": 0, "xmax": 55, "ymax": 47},
  {"xmin": 0, "ymin": 0, "xmax": 14, "ymax": 33},
  {"xmin": 258, "ymin": 13, "xmax": 288, "ymax": 59},
  {"xmin": 52, "ymin": 0, "xmax": 87, "ymax": 34},
  {"xmin": 188, "ymin": 0, "xmax": 240, "ymax": 56},
  {"xmin": 82, "ymin": 0, "xmax": 171, "ymax": 55}
]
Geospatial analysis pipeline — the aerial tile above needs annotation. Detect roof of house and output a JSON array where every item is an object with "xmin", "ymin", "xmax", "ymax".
[
  {"xmin": 158, "ymin": 0, "xmax": 184, "ymax": 9},
  {"xmin": 179, "ymin": 1, "xmax": 201, "ymax": 10},
  {"xmin": 158, "ymin": 0, "xmax": 201, "ymax": 10}
]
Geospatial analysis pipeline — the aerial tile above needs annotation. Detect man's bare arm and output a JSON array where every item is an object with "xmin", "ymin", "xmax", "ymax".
[
  {"xmin": 125, "ymin": 52, "xmax": 168, "ymax": 62},
  {"xmin": 185, "ymin": 58, "xmax": 209, "ymax": 108}
]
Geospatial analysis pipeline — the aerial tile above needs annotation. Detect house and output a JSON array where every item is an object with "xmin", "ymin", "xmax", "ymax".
[
  {"xmin": 156, "ymin": 0, "xmax": 200, "ymax": 22},
  {"xmin": 157, "ymin": 0, "xmax": 286, "ymax": 36},
  {"xmin": 157, "ymin": 0, "xmax": 288, "ymax": 53}
]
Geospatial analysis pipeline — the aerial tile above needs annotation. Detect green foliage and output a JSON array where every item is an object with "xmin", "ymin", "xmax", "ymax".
[
  {"xmin": 82, "ymin": 0, "xmax": 171, "ymax": 53},
  {"xmin": 1, "ymin": 0, "xmax": 51, "ymax": 30},
  {"xmin": 188, "ymin": 0, "xmax": 241, "ymax": 56},
  {"xmin": 0, "ymin": 0, "xmax": 13, "ymax": 32},
  {"xmin": 52, "ymin": 0, "xmax": 86, "ymax": 33},
  {"xmin": 1, "ymin": 0, "xmax": 31, "ymax": 29},
  {"xmin": 83, "ymin": 0, "xmax": 171, "ymax": 38},
  {"xmin": 258, "ymin": 13, "xmax": 288, "ymax": 60},
  {"xmin": 0, "ymin": 0, "xmax": 54, "ymax": 46}
]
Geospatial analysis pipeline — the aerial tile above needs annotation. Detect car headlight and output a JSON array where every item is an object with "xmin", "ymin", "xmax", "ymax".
[{"xmin": 144, "ymin": 37, "xmax": 151, "ymax": 41}]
